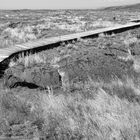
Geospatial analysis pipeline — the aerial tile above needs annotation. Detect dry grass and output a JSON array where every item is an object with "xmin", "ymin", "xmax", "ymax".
[
  {"xmin": 0, "ymin": 26, "xmax": 37, "ymax": 48},
  {"xmin": 38, "ymin": 79, "xmax": 140, "ymax": 140},
  {"xmin": 9, "ymin": 53, "xmax": 46, "ymax": 68},
  {"xmin": 0, "ymin": 78, "xmax": 140, "ymax": 139}
]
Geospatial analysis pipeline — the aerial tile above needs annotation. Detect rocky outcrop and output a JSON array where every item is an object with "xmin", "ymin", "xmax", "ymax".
[{"xmin": 3, "ymin": 64, "xmax": 61, "ymax": 89}]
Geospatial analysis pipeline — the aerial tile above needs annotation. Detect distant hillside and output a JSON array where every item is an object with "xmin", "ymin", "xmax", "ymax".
[{"xmin": 102, "ymin": 3, "xmax": 140, "ymax": 11}]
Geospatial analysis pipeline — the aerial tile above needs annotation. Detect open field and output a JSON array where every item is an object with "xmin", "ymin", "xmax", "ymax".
[
  {"xmin": 0, "ymin": 4, "xmax": 140, "ymax": 48},
  {"xmin": 1, "ymin": 3, "xmax": 140, "ymax": 140}
]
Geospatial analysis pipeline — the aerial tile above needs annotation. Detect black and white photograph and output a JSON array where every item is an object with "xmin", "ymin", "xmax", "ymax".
[{"xmin": 0, "ymin": 0, "xmax": 140, "ymax": 139}]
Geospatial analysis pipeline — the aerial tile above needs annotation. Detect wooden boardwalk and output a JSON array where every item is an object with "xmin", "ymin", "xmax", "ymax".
[
  {"xmin": 0, "ymin": 22, "xmax": 140, "ymax": 63},
  {"xmin": 130, "ymin": 19, "xmax": 140, "ymax": 22}
]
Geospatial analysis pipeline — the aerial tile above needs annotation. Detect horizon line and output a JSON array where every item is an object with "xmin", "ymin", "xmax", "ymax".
[{"xmin": 0, "ymin": 2, "xmax": 139, "ymax": 10}]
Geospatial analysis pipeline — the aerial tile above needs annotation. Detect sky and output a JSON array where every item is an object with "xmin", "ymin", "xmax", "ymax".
[{"xmin": 0, "ymin": 0, "xmax": 140, "ymax": 9}]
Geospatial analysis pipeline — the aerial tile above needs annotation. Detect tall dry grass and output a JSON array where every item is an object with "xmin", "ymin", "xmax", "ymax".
[
  {"xmin": 9, "ymin": 53, "xmax": 46, "ymax": 68},
  {"xmin": 0, "ymin": 26, "xmax": 37, "ymax": 48},
  {"xmin": 1, "ymin": 78, "xmax": 140, "ymax": 139},
  {"xmin": 38, "ymin": 79, "xmax": 140, "ymax": 140}
]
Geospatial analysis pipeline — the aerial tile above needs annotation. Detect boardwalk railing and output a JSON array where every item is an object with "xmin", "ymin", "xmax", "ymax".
[{"xmin": 0, "ymin": 22, "xmax": 140, "ymax": 63}]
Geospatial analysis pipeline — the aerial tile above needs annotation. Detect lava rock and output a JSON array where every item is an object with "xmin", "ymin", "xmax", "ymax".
[{"xmin": 3, "ymin": 64, "xmax": 62, "ymax": 89}]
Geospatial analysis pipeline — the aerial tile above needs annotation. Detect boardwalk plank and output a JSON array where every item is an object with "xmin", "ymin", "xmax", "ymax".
[{"xmin": 0, "ymin": 22, "xmax": 140, "ymax": 63}]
